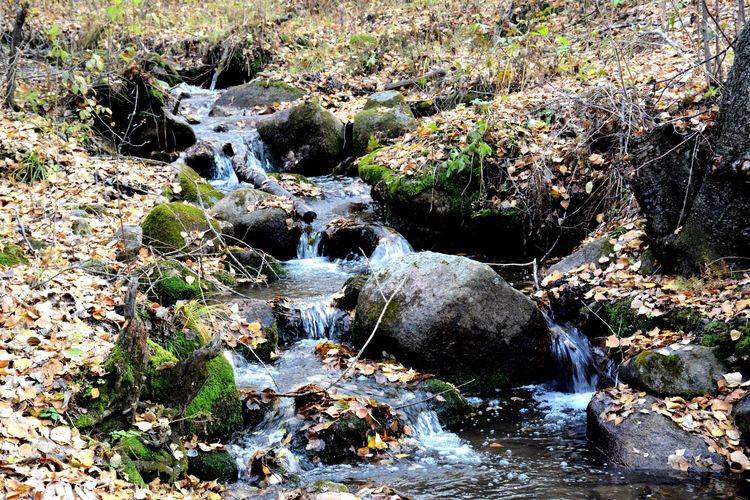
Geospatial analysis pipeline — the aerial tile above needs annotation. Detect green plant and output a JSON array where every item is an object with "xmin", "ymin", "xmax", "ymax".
[
  {"xmin": 13, "ymin": 151, "xmax": 51, "ymax": 183},
  {"xmin": 40, "ymin": 407, "xmax": 63, "ymax": 422}
]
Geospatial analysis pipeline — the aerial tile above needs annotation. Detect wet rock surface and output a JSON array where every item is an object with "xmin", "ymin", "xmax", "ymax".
[
  {"xmin": 587, "ymin": 392, "xmax": 723, "ymax": 473},
  {"xmin": 619, "ymin": 346, "xmax": 727, "ymax": 398},
  {"xmin": 352, "ymin": 251, "xmax": 551, "ymax": 389},
  {"xmin": 210, "ymin": 188, "xmax": 302, "ymax": 259},
  {"xmin": 257, "ymin": 100, "xmax": 344, "ymax": 175}
]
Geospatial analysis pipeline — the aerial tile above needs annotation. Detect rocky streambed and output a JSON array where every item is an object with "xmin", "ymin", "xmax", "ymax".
[{"xmin": 117, "ymin": 80, "xmax": 745, "ymax": 497}]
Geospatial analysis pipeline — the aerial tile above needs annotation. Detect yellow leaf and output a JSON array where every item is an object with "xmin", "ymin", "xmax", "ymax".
[{"xmin": 91, "ymin": 388, "xmax": 100, "ymax": 399}]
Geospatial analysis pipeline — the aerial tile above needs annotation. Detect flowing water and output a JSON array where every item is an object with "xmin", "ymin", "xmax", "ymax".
[{"xmin": 173, "ymin": 85, "xmax": 739, "ymax": 498}]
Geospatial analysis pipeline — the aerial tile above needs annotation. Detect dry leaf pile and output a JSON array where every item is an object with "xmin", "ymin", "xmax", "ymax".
[{"xmin": 314, "ymin": 341, "xmax": 432, "ymax": 387}]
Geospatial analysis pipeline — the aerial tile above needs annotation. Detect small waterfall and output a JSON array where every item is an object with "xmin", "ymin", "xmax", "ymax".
[
  {"xmin": 413, "ymin": 411, "xmax": 481, "ymax": 464},
  {"xmin": 295, "ymin": 298, "xmax": 346, "ymax": 340},
  {"xmin": 209, "ymin": 152, "xmax": 239, "ymax": 189},
  {"xmin": 546, "ymin": 315, "xmax": 598, "ymax": 393},
  {"xmin": 297, "ymin": 231, "xmax": 322, "ymax": 259},
  {"xmin": 369, "ymin": 229, "xmax": 413, "ymax": 270}
]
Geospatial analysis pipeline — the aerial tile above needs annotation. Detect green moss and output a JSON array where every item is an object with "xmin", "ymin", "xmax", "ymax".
[
  {"xmin": 115, "ymin": 434, "xmax": 185, "ymax": 484},
  {"xmin": 185, "ymin": 356, "xmax": 243, "ymax": 439},
  {"xmin": 419, "ymin": 378, "xmax": 470, "ymax": 426},
  {"xmin": 213, "ymin": 270, "xmax": 238, "ymax": 287},
  {"xmin": 736, "ymin": 331, "xmax": 750, "ymax": 358},
  {"xmin": 0, "ymin": 242, "xmax": 28, "ymax": 267},
  {"xmin": 164, "ymin": 330, "xmax": 203, "ymax": 360},
  {"xmin": 312, "ymin": 480, "xmax": 349, "ymax": 493},
  {"xmin": 702, "ymin": 334, "xmax": 717, "ymax": 347},
  {"xmin": 144, "ymin": 340, "xmax": 179, "ymax": 399},
  {"xmin": 357, "ymin": 149, "xmax": 483, "ymax": 216},
  {"xmin": 150, "ymin": 260, "xmax": 214, "ymax": 306},
  {"xmin": 121, "ymin": 458, "xmax": 146, "ymax": 486},
  {"xmin": 632, "ymin": 350, "xmax": 685, "ymax": 392},
  {"xmin": 177, "ymin": 166, "xmax": 224, "ymax": 207},
  {"xmin": 73, "ymin": 413, "xmax": 97, "ymax": 429},
  {"xmin": 187, "ymin": 450, "xmax": 238, "ymax": 482},
  {"xmin": 141, "ymin": 202, "xmax": 218, "ymax": 253}
]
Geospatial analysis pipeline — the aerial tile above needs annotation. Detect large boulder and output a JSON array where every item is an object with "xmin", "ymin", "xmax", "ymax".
[
  {"xmin": 256, "ymin": 100, "xmax": 344, "ymax": 175},
  {"xmin": 141, "ymin": 202, "xmax": 219, "ymax": 254},
  {"xmin": 209, "ymin": 188, "xmax": 302, "ymax": 259},
  {"xmin": 619, "ymin": 346, "xmax": 727, "ymax": 398},
  {"xmin": 212, "ymin": 79, "xmax": 304, "ymax": 116},
  {"xmin": 352, "ymin": 103, "xmax": 417, "ymax": 157},
  {"xmin": 587, "ymin": 392, "xmax": 723, "ymax": 473},
  {"xmin": 351, "ymin": 251, "xmax": 551, "ymax": 389}
]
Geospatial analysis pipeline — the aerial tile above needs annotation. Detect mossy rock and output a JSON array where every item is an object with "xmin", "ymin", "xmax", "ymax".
[
  {"xmin": 363, "ymin": 90, "xmax": 406, "ymax": 110},
  {"xmin": 0, "ymin": 242, "xmax": 28, "ymax": 267},
  {"xmin": 619, "ymin": 346, "xmax": 726, "ymax": 398},
  {"xmin": 185, "ymin": 356, "xmax": 243, "ymax": 440},
  {"xmin": 223, "ymin": 246, "xmax": 286, "ymax": 281},
  {"xmin": 700, "ymin": 319, "xmax": 750, "ymax": 366},
  {"xmin": 238, "ymin": 322, "xmax": 278, "ymax": 364},
  {"xmin": 187, "ymin": 450, "xmax": 238, "ymax": 483},
  {"xmin": 352, "ymin": 105, "xmax": 417, "ymax": 157},
  {"xmin": 141, "ymin": 202, "xmax": 219, "ymax": 253},
  {"xmin": 74, "ymin": 341, "xmax": 179, "ymax": 430},
  {"xmin": 418, "ymin": 378, "xmax": 470, "ymax": 426},
  {"xmin": 213, "ymin": 79, "xmax": 304, "ymax": 113},
  {"xmin": 143, "ymin": 340, "xmax": 179, "ymax": 400},
  {"xmin": 115, "ymin": 434, "xmax": 187, "ymax": 485},
  {"xmin": 72, "ymin": 218, "xmax": 93, "ymax": 236},
  {"xmin": 148, "ymin": 260, "xmax": 216, "ymax": 306},
  {"xmin": 177, "ymin": 165, "xmax": 224, "ymax": 208},
  {"xmin": 256, "ymin": 99, "xmax": 344, "ymax": 175},
  {"xmin": 311, "ymin": 480, "xmax": 349, "ymax": 493},
  {"xmin": 598, "ymin": 300, "xmax": 704, "ymax": 338},
  {"xmin": 213, "ymin": 270, "xmax": 238, "ymax": 288}
]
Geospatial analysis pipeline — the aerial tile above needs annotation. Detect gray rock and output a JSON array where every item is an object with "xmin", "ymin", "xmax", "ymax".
[
  {"xmin": 352, "ymin": 105, "xmax": 417, "ymax": 157},
  {"xmin": 256, "ymin": 100, "xmax": 344, "ymax": 175},
  {"xmin": 212, "ymin": 79, "xmax": 304, "ymax": 116},
  {"xmin": 113, "ymin": 224, "xmax": 143, "ymax": 261},
  {"xmin": 732, "ymin": 396, "xmax": 750, "ymax": 439},
  {"xmin": 210, "ymin": 188, "xmax": 302, "ymax": 260},
  {"xmin": 619, "ymin": 346, "xmax": 727, "ymax": 398},
  {"xmin": 587, "ymin": 392, "xmax": 723, "ymax": 473},
  {"xmin": 319, "ymin": 221, "xmax": 388, "ymax": 260},
  {"xmin": 363, "ymin": 90, "xmax": 406, "ymax": 110},
  {"xmin": 351, "ymin": 251, "xmax": 551, "ymax": 389},
  {"xmin": 223, "ymin": 246, "xmax": 285, "ymax": 281},
  {"xmin": 184, "ymin": 141, "xmax": 219, "ymax": 179},
  {"xmin": 546, "ymin": 236, "xmax": 612, "ymax": 276},
  {"xmin": 72, "ymin": 219, "xmax": 92, "ymax": 236}
]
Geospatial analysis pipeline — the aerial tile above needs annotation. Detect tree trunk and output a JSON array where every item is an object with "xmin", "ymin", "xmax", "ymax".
[
  {"xmin": 629, "ymin": 23, "xmax": 750, "ymax": 275},
  {"xmin": 4, "ymin": 0, "xmax": 28, "ymax": 109}
]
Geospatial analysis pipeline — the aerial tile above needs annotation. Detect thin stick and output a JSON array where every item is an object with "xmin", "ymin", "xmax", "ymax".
[{"xmin": 394, "ymin": 380, "xmax": 474, "ymax": 410}]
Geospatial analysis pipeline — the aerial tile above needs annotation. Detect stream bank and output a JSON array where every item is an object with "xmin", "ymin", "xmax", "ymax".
[{"xmin": 162, "ymin": 83, "xmax": 742, "ymax": 498}]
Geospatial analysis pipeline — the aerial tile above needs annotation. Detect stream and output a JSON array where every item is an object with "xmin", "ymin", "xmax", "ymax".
[{"xmin": 173, "ymin": 84, "xmax": 738, "ymax": 499}]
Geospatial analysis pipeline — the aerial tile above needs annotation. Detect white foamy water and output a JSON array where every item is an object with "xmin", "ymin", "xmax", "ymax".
[
  {"xmin": 369, "ymin": 229, "xmax": 413, "ymax": 270},
  {"xmin": 413, "ymin": 411, "xmax": 481, "ymax": 465}
]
